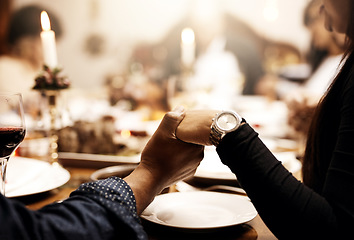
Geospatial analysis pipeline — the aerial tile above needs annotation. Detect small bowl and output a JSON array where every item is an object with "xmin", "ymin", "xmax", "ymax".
[{"xmin": 90, "ymin": 164, "xmax": 137, "ymax": 181}]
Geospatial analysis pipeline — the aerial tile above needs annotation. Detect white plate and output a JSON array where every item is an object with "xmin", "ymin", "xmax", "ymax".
[
  {"xmin": 194, "ymin": 147, "xmax": 236, "ymax": 182},
  {"xmin": 5, "ymin": 157, "xmax": 70, "ymax": 198},
  {"xmin": 90, "ymin": 164, "xmax": 137, "ymax": 181},
  {"xmin": 141, "ymin": 191, "xmax": 257, "ymax": 230},
  {"xmin": 194, "ymin": 147, "xmax": 302, "ymax": 183},
  {"xmin": 58, "ymin": 152, "xmax": 140, "ymax": 168}
]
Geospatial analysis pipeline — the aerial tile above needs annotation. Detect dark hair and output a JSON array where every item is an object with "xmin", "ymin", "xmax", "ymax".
[
  {"xmin": 7, "ymin": 5, "xmax": 62, "ymax": 45},
  {"xmin": 303, "ymin": 0, "xmax": 329, "ymax": 72},
  {"xmin": 0, "ymin": 0, "xmax": 11, "ymax": 55},
  {"xmin": 303, "ymin": 0, "xmax": 321, "ymax": 27},
  {"xmin": 302, "ymin": 2, "xmax": 354, "ymax": 192}
]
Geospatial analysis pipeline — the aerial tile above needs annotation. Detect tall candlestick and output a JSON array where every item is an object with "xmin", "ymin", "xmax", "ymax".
[
  {"xmin": 181, "ymin": 28, "xmax": 195, "ymax": 67},
  {"xmin": 40, "ymin": 11, "xmax": 58, "ymax": 68}
]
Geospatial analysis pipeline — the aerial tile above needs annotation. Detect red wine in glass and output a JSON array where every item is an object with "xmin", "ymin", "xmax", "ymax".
[
  {"xmin": 0, "ymin": 93, "xmax": 26, "ymax": 196},
  {"xmin": 0, "ymin": 127, "xmax": 26, "ymax": 157}
]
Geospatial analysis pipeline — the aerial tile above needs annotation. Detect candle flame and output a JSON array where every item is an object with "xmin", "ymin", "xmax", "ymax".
[
  {"xmin": 41, "ymin": 11, "xmax": 51, "ymax": 31},
  {"xmin": 181, "ymin": 28, "xmax": 195, "ymax": 45},
  {"xmin": 121, "ymin": 129, "xmax": 131, "ymax": 139}
]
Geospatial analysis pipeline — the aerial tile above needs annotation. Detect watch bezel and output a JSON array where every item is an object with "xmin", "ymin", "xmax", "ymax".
[{"xmin": 215, "ymin": 111, "xmax": 242, "ymax": 133}]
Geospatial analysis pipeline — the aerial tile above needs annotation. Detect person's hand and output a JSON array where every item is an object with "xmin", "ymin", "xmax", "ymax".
[
  {"xmin": 176, "ymin": 110, "xmax": 220, "ymax": 146},
  {"xmin": 124, "ymin": 106, "xmax": 205, "ymax": 214},
  {"xmin": 140, "ymin": 106, "xmax": 205, "ymax": 188}
]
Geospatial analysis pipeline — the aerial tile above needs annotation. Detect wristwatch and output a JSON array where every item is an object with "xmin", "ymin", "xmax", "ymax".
[{"xmin": 210, "ymin": 110, "xmax": 242, "ymax": 146}]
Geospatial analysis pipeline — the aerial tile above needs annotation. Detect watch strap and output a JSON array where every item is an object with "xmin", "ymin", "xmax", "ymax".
[{"xmin": 210, "ymin": 122, "xmax": 224, "ymax": 146}]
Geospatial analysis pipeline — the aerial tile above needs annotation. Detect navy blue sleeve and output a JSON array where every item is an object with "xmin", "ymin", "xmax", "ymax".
[{"xmin": 0, "ymin": 177, "xmax": 148, "ymax": 240}]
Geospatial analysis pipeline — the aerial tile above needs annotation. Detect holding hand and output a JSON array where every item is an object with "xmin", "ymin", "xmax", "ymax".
[
  {"xmin": 176, "ymin": 110, "xmax": 220, "ymax": 146},
  {"xmin": 140, "ymin": 106, "xmax": 205, "ymax": 189},
  {"xmin": 124, "ymin": 106, "xmax": 205, "ymax": 214}
]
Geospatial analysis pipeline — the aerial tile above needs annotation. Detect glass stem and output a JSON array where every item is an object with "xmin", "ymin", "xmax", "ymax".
[{"xmin": 0, "ymin": 157, "xmax": 9, "ymax": 196}]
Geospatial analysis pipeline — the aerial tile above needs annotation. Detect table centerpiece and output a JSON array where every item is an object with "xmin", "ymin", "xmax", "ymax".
[{"xmin": 33, "ymin": 65, "xmax": 70, "ymax": 165}]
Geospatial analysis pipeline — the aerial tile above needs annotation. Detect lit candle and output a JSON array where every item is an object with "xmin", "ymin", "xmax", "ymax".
[
  {"xmin": 181, "ymin": 28, "xmax": 195, "ymax": 67},
  {"xmin": 40, "ymin": 11, "xmax": 58, "ymax": 68},
  {"xmin": 121, "ymin": 129, "xmax": 131, "ymax": 139}
]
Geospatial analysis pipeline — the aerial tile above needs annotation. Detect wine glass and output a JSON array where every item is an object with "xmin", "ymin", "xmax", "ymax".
[{"xmin": 0, "ymin": 93, "xmax": 26, "ymax": 196}]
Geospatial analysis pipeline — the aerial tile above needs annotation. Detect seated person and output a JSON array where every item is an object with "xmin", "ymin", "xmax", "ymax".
[{"xmin": 0, "ymin": 106, "xmax": 204, "ymax": 239}]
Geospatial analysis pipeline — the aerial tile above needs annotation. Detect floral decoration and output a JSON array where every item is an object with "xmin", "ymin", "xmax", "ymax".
[{"xmin": 33, "ymin": 65, "xmax": 70, "ymax": 90}]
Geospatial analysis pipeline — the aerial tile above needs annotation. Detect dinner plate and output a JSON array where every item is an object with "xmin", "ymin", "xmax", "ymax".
[
  {"xmin": 194, "ymin": 147, "xmax": 302, "ymax": 184},
  {"xmin": 194, "ymin": 147, "xmax": 236, "ymax": 183},
  {"xmin": 58, "ymin": 152, "xmax": 140, "ymax": 168},
  {"xmin": 90, "ymin": 164, "xmax": 137, "ymax": 181},
  {"xmin": 6, "ymin": 157, "xmax": 70, "ymax": 198},
  {"xmin": 141, "ymin": 191, "xmax": 257, "ymax": 230}
]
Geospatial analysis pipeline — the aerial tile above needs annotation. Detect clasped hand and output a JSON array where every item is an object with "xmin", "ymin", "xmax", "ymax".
[{"xmin": 125, "ymin": 107, "xmax": 217, "ymax": 214}]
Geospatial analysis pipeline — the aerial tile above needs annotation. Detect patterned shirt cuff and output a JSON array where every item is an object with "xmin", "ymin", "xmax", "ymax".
[{"xmin": 72, "ymin": 177, "xmax": 139, "ymax": 221}]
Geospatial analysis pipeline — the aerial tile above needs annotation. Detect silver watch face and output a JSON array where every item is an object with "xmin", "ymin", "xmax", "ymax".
[{"xmin": 216, "ymin": 112, "xmax": 240, "ymax": 131}]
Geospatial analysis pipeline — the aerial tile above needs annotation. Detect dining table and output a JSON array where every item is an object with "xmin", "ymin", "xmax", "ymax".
[
  {"xmin": 13, "ymin": 95, "xmax": 300, "ymax": 239},
  {"xmin": 15, "ymin": 165, "xmax": 278, "ymax": 240}
]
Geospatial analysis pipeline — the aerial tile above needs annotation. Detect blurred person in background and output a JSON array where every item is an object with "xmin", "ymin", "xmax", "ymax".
[
  {"xmin": 302, "ymin": 0, "xmax": 345, "ymax": 94},
  {"xmin": 257, "ymin": 0, "xmax": 346, "ymax": 143},
  {"xmin": 0, "ymin": 0, "xmax": 11, "ymax": 56},
  {"xmin": 283, "ymin": 0, "xmax": 345, "ymax": 97},
  {"xmin": 257, "ymin": 0, "xmax": 346, "ymax": 100},
  {"xmin": 286, "ymin": 0, "xmax": 346, "ymax": 145},
  {"xmin": 0, "ymin": 4, "xmax": 62, "ymax": 98}
]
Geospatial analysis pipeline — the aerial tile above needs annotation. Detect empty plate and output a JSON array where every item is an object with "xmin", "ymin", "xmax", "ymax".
[{"xmin": 141, "ymin": 191, "xmax": 257, "ymax": 230}]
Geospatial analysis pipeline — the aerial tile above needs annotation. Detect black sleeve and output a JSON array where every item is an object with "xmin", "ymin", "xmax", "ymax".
[
  {"xmin": 322, "ymin": 78, "xmax": 354, "ymax": 236},
  {"xmin": 0, "ymin": 177, "xmax": 148, "ymax": 240},
  {"xmin": 216, "ymin": 125, "xmax": 339, "ymax": 239}
]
